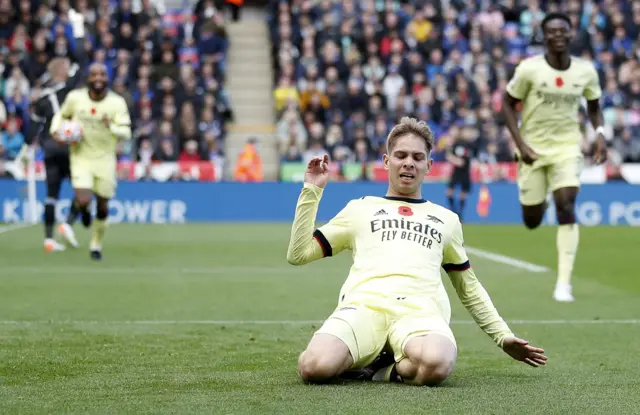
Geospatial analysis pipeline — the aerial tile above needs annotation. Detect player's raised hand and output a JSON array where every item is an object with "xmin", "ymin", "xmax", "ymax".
[
  {"xmin": 304, "ymin": 154, "xmax": 330, "ymax": 188},
  {"xmin": 518, "ymin": 144, "xmax": 539, "ymax": 165},
  {"xmin": 502, "ymin": 336, "xmax": 547, "ymax": 367}
]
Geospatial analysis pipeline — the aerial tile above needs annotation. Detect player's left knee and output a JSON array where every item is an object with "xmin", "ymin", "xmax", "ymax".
[
  {"xmin": 555, "ymin": 202, "xmax": 576, "ymax": 225},
  {"xmin": 412, "ymin": 357, "xmax": 454, "ymax": 386},
  {"xmin": 96, "ymin": 205, "xmax": 109, "ymax": 220},
  {"xmin": 75, "ymin": 191, "xmax": 92, "ymax": 207},
  {"xmin": 405, "ymin": 335, "xmax": 456, "ymax": 386}
]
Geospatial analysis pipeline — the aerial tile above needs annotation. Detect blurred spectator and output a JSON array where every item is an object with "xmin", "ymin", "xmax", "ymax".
[
  {"xmin": 269, "ymin": 0, "xmax": 640, "ymax": 169},
  {"xmin": 277, "ymin": 108, "xmax": 308, "ymax": 154},
  {"xmin": 155, "ymin": 138, "xmax": 179, "ymax": 162},
  {"xmin": 234, "ymin": 138, "xmax": 263, "ymax": 182},
  {"xmin": 4, "ymin": 67, "xmax": 30, "ymax": 100},
  {"xmin": 274, "ymin": 76, "xmax": 300, "ymax": 112},
  {"xmin": 1, "ymin": 116, "xmax": 25, "ymax": 160},
  {"xmin": 612, "ymin": 127, "xmax": 640, "ymax": 163},
  {"xmin": 179, "ymin": 139, "xmax": 201, "ymax": 162},
  {"xmin": 225, "ymin": 0, "xmax": 243, "ymax": 22}
]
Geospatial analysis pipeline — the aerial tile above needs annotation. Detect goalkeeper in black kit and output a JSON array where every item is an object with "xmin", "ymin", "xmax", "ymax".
[{"xmin": 21, "ymin": 57, "xmax": 88, "ymax": 252}]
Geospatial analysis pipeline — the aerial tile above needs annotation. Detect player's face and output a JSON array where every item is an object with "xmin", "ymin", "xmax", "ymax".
[
  {"xmin": 88, "ymin": 67, "xmax": 108, "ymax": 94},
  {"xmin": 544, "ymin": 19, "xmax": 572, "ymax": 54},
  {"xmin": 384, "ymin": 134, "xmax": 432, "ymax": 196}
]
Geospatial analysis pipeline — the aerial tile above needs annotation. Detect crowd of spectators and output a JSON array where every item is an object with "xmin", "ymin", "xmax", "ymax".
[
  {"xmin": 0, "ymin": 0, "xmax": 233, "ymax": 177},
  {"xmin": 268, "ymin": 0, "xmax": 640, "ymax": 168}
]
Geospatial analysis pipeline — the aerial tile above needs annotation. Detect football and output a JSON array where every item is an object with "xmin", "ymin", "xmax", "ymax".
[{"xmin": 58, "ymin": 120, "xmax": 83, "ymax": 144}]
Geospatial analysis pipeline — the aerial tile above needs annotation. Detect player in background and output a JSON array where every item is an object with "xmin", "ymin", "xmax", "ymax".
[
  {"xmin": 502, "ymin": 12, "xmax": 607, "ymax": 302},
  {"xmin": 21, "ymin": 57, "xmax": 85, "ymax": 252},
  {"xmin": 50, "ymin": 63, "xmax": 132, "ymax": 261},
  {"xmin": 287, "ymin": 117, "xmax": 546, "ymax": 386},
  {"xmin": 445, "ymin": 124, "xmax": 476, "ymax": 222}
]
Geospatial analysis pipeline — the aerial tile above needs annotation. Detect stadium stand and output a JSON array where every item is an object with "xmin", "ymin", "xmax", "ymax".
[
  {"xmin": 0, "ymin": 0, "xmax": 638, "ymax": 184},
  {"xmin": 0, "ymin": 0, "xmax": 232, "ymax": 180},
  {"xmin": 268, "ymin": 0, "xmax": 640, "ymax": 183}
]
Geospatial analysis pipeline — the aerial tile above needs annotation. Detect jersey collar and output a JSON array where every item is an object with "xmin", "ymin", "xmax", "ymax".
[{"xmin": 383, "ymin": 196, "xmax": 427, "ymax": 204}]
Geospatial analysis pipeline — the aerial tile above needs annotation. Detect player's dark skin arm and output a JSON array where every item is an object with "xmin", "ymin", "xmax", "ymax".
[
  {"xmin": 502, "ymin": 94, "xmax": 538, "ymax": 165},
  {"xmin": 502, "ymin": 93, "xmax": 546, "ymax": 229},
  {"xmin": 586, "ymin": 99, "xmax": 607, "ymax": 164}
]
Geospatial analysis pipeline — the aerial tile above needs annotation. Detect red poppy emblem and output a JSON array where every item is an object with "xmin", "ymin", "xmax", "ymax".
[
  {"xmin": 90, "ymin": 108, "xmax": 96, "ymax": 115},
  {"xmin": 555, "ymin": 77, "xmax": 564, "ymax": 87},
  {"xmin": 398, "ymin": 206, "xmax": 413, "ymax": 216}
]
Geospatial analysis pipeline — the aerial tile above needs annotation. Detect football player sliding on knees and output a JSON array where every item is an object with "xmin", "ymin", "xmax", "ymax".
[{"xmin": 287, "ymin": 117, "xmax": 547, "ymax": 387}]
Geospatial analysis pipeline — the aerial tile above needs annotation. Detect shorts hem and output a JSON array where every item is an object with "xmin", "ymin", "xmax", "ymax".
[
  {"xmin": 94, "ymin": 190, "xmax": 116, "ymax": 199},
  {"xmin": 518, "ymin": 197, "xmax": 548, "ymax": 206},
  {"xmin": 315, "ymin": 317, "xmax": 360, "ymax": 366},
  {"xmin": 549, "ymin": 182, "xmax": 581, "ymax": 192}
]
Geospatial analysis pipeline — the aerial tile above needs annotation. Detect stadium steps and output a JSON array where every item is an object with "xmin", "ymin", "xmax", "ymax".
[{"xmin": 225, "ymin": 11, "xmax": 279, "ymax": 181}]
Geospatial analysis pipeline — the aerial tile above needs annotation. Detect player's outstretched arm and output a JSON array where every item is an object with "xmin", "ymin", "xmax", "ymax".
[
  {"xmin": 447, "ymin": 266, "xmax": 547, "ymax": 367},
  {"xmin": 286, "ymin": 156, "xmax": 330, "ymax": 266},
  {"xmin": 444, "ymin": 220, "xmax": 547, "ymax": 367}
]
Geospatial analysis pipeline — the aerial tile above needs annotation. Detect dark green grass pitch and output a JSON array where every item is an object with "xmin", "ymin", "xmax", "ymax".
[{"xmin": 0, "ymin": 224, "xmax": 639, "ymax": 414}]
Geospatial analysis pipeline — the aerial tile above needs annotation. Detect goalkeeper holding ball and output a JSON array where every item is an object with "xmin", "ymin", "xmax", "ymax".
[
  {"xmin": 49, "ymin": 63, "xmax": 132, "ymax": 261},
  {"xmin": 23, "ymin": 57, "xmax": 83, "ymax": 252}
]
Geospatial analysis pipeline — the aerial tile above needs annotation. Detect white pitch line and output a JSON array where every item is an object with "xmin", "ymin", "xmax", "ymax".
[
  {"xmin": 0, "ymin": 319, "xmax": 638, "ymax": 325},
  {"xmin": 0, "ymin": 223, "xmax": 35, "ymax": 236},
  {"xmin": 465, "ymin": 246, "xmax": 551, "ymax": 273},
  {"xmin": 0, "ymin": 266, "xmax": 307, "ymax": 275}
]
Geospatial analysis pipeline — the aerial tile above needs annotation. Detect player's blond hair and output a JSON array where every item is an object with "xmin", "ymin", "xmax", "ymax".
[
  {"xmin": 47, "ymin": 57, "xmax": 70, "ymax": 77},
  {"xmin": 386, "ymin": 116, "xmax": 435, "ymax": 154}
]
